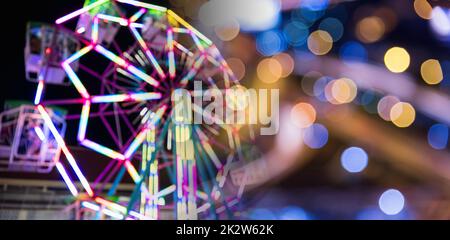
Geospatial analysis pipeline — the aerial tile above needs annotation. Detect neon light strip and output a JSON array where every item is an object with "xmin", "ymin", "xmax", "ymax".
[
  {"xmin": 129, "ymin": 8, "xmax": 147, "ymax": 23},
  {"xmin": 91, "ymin": 198, "xmax": 152, "ymax": 220},
  {"xmin": 82, "ymin": 201, "xmax": 100, "ymax": 211},
  {"xmin": 92, "ymin": 17, "xmax": 99, "ymax": 44},
  {"xmin": 34, "ymin": 79, "xmax": 44, "ymax": 105},
  {"xmin": 103, "ymin": 209, "xmax": 124, "ymax": 219},
  {"xmin": 76, "ymin": 27, "xmax": 86, "ymax": 34},
  {"xmin": 203, "ymin": 142, "xmax": 222, "ymax": 168},
  {"xmin": 55, "ymin": 0, "xmax": 110, "ymax": 24},
  {"xmin": 81, "ymin": 139, "xmax": 125, "ymax": 160},
  {"xmin": 167, "ymin": 29, "xmax": 176, "ymax": 79},
  {"xmin": 95, "ymin": 197, "xmax": 127, "ymax": 213},
  {"xmin": 172, "ymin": 28, "xmax": 190, "ymax": 34},
  {"xmin": 82, "ymin": 201, "xmax": 125, "ymax": 219},
  {"xmin": 124, "ymin": 129, "xmax": 148, "ymax": 159},
  {"xmin": 63, "ymin": 63, "xmax": 90, "ymax": 98},
  {"xmin": 167, "ymin": 10, "xmax": 212, "ymax": 46},
  {"xmin": 78, "ymin": 101, "xmax": 90, "ymax": 141},
  {"xmin": 129, "ymin": 22, "xmax": 144, "ymax": 28},
  {"xmin": 127, "ymin": 65, "xmax": 159, "ymax": 87},
  {"xmin": 124, "ymin": 105, "xmax": 166, "ymax": 158},
  {"xmin": 91, "ymin": 94, "xmax": 127, "ymax": 103},
  {"xmin": 180, "ymin": 55, "xmax": 205, "ymax": 85},
  {"xmin": 155, "ymin": 184, "xmax": 176, "ymax": 199},
  {"xmin": 55, "ymin": 162, "xmax": 79, "ymax": 196},
  {"xmin": 190, "ymin": 32, "xmax": 204, "ymax": 52},
  {"xmin": 65, "ymin": 45, "xmax": 94, "ymax": 64},
  {"xmin": 62, "ymin": 45, "xmax": 94, "ymax": 99},
  {"xmin": 116, "ymin": 0, "xmax": 167, "ymax": 12},
  {"xmin": 124, "ymin": 160, "xmax": 141, "ymax": 182},
  {"xmin": 174, "ymin": 41, "xmax": 194, "ymax": 57},
  {"xmin": 95, "ymin": 45, "xmax": 160, "ymax": 87},
  {"xmin": 97, "ymin": 14, "xmax": 129, "ymax": 26},
  {"xmin": 130, "ymin": 92, "xmax": 162, "ymax": 101},
  {"xmin": 129, "ymin": 27, "xmax": 166, "ymax": 79},
  {"xmin": 94, "ymin": 45, "xmax": 127, "ymax": 66},
  {"xmin": 38, "ymin": 105, "xmax": 93, "ymax": 196},
  {"xmin": 34, "ymin": 126, "xmax": 46, "ymax": 141}
]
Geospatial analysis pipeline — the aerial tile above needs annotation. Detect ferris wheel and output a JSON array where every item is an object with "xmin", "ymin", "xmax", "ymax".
[{"xmin": 24, "ymin": 0, "xmax": 259, "ymax": 220}]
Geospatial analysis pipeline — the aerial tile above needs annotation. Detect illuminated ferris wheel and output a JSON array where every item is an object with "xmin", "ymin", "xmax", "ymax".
[{"xmin": 22, "ymin": 0, "xmax": 258, "ymax": 220}]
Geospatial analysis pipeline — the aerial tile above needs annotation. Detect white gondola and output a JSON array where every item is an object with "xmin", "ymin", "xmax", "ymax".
[
  {"xmin": 0, "ymin": 104, "xmax": 66, "ymax": 173},
  {"xmin": 24, "ymin": 22, "xmax": 80, "ymax": 85}
]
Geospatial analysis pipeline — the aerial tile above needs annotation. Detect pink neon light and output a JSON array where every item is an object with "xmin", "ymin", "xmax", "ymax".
[{"xmin": 90, "ymin": 92, "xmax": 161, "ymax": 103}]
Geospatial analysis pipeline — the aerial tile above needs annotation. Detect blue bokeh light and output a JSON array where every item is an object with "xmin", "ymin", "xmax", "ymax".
[
  {"xmin": 313, "ymin": 76, "xmax": 333, "ymax": 102},
  {"xmin": 279, "ymin": 206, "xmax": 309, "ymax": 220},
  {"xmin": 256, "ymin": 30, "xmax": 286, "ymax": 56},
  {"xmin": 300, "ymin": 0, "xmax": 329, "ymax": 11},
  {"xmin": 339, "ymin": 41, "xmax": 368, "ymax": 63},
  {"xmin": 428, "ymin": 124, "xmax": 449, "ymax": 150},
  {"xmin": 319, "ymin": 17, "xmax": 344, "ymax": 42},
  {"xmin": 340, "ymin": 147, "xmax": 369, "ymax": 173},
  {"xmin": 283, "ymin": 21, "xmax": 309, "ymax": 46},
  {"xmin": 248, "ymin": 208, "xmax": 277, "ymax": 220},
  {"xmin": 304, "ymin": 123, "xmax": 329, "ymax": 149},
  {"xmin": 378, "ymin": 189, "xmax": 405, "ymax": 215}
]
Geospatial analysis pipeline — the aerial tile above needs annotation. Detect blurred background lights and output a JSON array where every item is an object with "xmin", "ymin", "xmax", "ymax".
[
  {"xmin": 279, "ymin": 206, "xmax": 309, "ymax": 220},
  {"xmin": 328, "ymin": 78, "xmax": 358, "ymax": 104},
  {"xmin": 384, "ymin": 47, "xmax": 410, "ymax": 73},
  {"xmin": 314, "ymin": 76, "xmax": 333, "ymax": 102},
  {"xmin": 226, "ymin": 57, "xmax": 246, "ymax": 81},
  {"xmin": 301, "ymin": 0, "xmax": 329, "ymax": 11},
  {"xmin": 283, "ymin": 21, "xmax": 309, "ymax": 46},
  {"xmin": 319, "ymin": 17, "xmax": 344, "ymax": 42},
  {"xmin": 273, "ymin": 53, "xmax": 295, "ymax": 78},
  {"xmin": 257, "ymin": 58, "xmax": 283, "ymax": 83},
  {"xmin": 421, "ymin": 59, "xmax": 443, "ymax": 85},
  {"xmin": 248, "ymin": 208, "xmax": 277, "ymax": 220},
  {"xmin": 308, "ymin": 30, "xmax": 333, "ymax": 56},
  {"xmin": 414, "ymin": 0, "xmax": 432, "ymax": 20},
  {"xmin": 428, "ymin": 124, "xmax": 449, "ymax": 150},
  {"xmin": 390, "ymin": 102, "xmax": 416, "ymax": 128},
  {"xmin": 290, "ymin": 102, "xmax": 316, "ymax": 128},
  {"xmin": 256, "ymin": 30, "xmax": 286, "ymax": 56},
  {"xmin": 292, "ymin": 6, "xmax": 325, "ymax": 26},
  {"xmin": 303, "ymin": 123, "xmax": 329, "ymax": 149},
  {"xmin": 378, "ymin": 189, "xmax": 405, "ymax": 215},
  {"xmin": 339, "ymin": 41, "xmax": 368, "ymax": 63},
  {"xmin": 377, "ymin": 95, "xmax": 400, "ymax": 121},
  {"xmin": 199, "ymin": 0, "xmax": 281, "ymax": 32},
  {"xmin": 430, "ymin": 7, "xmax": 450, "ymax": 38},
  {"xmin": 301, "ymin": 71, "xmax": 323, "ymax": 97},
  {"xmin": 214, "ymin": 19, "xmax": 240, "ymax": 41},
  {"xmin": 340, "ymin": 147, "xmax": 368, "ymax": 173},
  {"xmin": 356, "ymin": 16, "xmax": 385, "ymax": 43}
]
